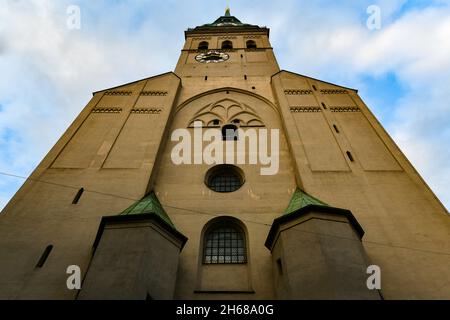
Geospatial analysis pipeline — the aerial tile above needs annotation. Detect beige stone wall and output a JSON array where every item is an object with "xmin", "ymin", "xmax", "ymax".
[
  {"xmin": 79, "ymin": 218, "xmax": 184, "ymax": 300},
  {"xmin": 269, "ymin": 211, "xmax": 380, "ymax": 300}
]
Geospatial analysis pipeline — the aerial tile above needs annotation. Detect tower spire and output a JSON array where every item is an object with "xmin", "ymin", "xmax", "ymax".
[{"xmin": 225, "ymin": 5, "xmax": 231, "ymax": 16}]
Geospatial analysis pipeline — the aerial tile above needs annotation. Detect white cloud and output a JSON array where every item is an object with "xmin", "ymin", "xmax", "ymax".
[
  {"xmin": 0, "ymin": 0, "xmax": 180, "ymax": 209},
  {"xmin": 0, "ymin": 1, "xmax": 449, "ymax": 211},
  {"xmin": 266, "ymin": 3, "xmax": 450, "ymax": 210}
]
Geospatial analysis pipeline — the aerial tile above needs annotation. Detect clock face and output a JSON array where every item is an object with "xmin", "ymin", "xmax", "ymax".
[{"xmin": 195, "ymin": 51, "xmax": 230, "ymax": 63}]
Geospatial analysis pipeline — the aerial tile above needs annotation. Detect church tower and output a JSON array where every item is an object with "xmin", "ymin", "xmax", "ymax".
[{"xmin": 0, "ymin": 10, "xmax": 448, "ymax": 300}]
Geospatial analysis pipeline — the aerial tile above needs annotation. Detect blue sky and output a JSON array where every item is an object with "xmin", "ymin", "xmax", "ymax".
[{"xmin": 0, "ymin": 0, "xmax": 449, "ymax": 211}]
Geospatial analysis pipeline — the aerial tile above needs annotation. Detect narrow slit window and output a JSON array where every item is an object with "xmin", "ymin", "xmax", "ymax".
[
  {"xmin": 346, "ymin": 151, "xmax": 354, "ymax": 162},
  {"xmin": 333, "ymin": 124, "xmax": 339, "ymax": 133},
  {"xmin": 36, "ymin": 245, "xmax": 53, "ymax": 268},
  {"xmin": 244, "ymin": 75, "xmax": 247, "ymax": 80},
  {"xmin": 205, "ymin": 76, "xmax": 208, "ymax": 81},
  {"xmin": 72, "ymin": 188, "xmax": 84, "ymax": 204},
  {"xmin": 321, "ymin": 102, "xmax": 327, "ymax": 109},
  {"xmin": 276, "ymin": 258, "xmax": 283, "ymax": 275},
  {"xmin": 312, "ymin": 85, "xmax": 317, "ymax": 91}
]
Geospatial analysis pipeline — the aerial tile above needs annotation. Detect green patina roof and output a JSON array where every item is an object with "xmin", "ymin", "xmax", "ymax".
[
  {"xmin": 189, "ymin": 8, "xmax": 263, "ymax": 30},
  {"xmin": 284, "ymin": 188, "xmax": 329, "ymax": 215},
  {"xmin": 120, "ymin": 192, "xmax": 175, "ymax": 228}
]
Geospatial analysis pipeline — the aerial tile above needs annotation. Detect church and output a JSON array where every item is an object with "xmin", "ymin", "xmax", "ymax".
[{"xmin": 0, "ymin": 9, "xmax": 448, "ymax": 300}]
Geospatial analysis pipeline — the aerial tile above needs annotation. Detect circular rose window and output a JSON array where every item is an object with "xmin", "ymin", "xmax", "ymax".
[{"xmin": 205, "ymin": 165, "xmax": 244, "ymax": 193}]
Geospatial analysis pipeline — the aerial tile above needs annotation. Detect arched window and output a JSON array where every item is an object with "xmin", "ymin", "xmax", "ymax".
[
  {"xmin": 205, "ymin": 165, "xmax": 244, "ymax": 193},
  {"xmin": 222, "ymin": 124, "xmax": 238, "ymax": 141},
  {"xmin": 221, "ymin": 40, "xmax": 233, "ymax": 49},
  {"xmin": 198, "ymin": 41, "xmax": 209, "ymax": 50},
  {"xmin": 203, "ymin": 224, "xmax": 247, "ymax": 264},
  {"xmin": 246, "ymin": 40, "xmax": 257, "ymax": 49}
]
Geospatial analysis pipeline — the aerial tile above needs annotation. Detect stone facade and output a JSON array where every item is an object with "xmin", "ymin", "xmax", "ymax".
[{"xmin": 0, "ymin": 12, "xmax": 448, "ymax": 300}]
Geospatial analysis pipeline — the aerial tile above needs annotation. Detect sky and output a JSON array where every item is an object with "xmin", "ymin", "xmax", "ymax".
[{"xmin": 0, "ymin": 0, "xmax": 449, "ymax": 211}]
